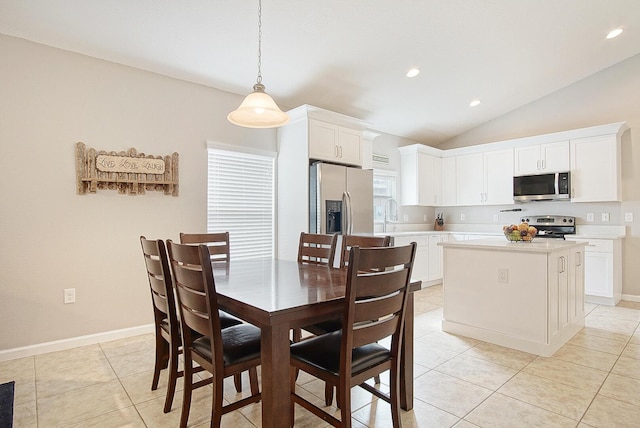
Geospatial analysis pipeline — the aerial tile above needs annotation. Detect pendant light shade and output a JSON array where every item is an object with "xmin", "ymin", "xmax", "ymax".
[
  {"xmin": 228, "ymin": 0, "xmax": 289, "ymax": 128},
  {"xmin": 227, "ymin": 83, "xmax": 289, "ymax": 128}
]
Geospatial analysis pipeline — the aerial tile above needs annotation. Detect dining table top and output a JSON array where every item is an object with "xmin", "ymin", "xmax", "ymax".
[{"xmin": 211, "ymin": 257, "xmax": 421, "ymax": 326}]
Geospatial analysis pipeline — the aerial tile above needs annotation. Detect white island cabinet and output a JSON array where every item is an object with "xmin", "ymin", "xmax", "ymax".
[{"xmin": 440, "ymin": 239, "xmax": 586, "ymax": 357}]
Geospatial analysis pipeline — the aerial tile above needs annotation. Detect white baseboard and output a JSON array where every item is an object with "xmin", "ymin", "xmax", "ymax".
[
  {"xmin": 622, "ymin": 294, "xmax": 640, "ymax": 303},
  {"xmin": 0, "ymin": 324, "xmax": 155, "ymax": 363}
]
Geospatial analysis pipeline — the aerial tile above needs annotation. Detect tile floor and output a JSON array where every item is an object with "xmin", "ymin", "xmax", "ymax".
[{"xmin": 2, "ymin": 285, "xmax": 640, "ymax": 427}]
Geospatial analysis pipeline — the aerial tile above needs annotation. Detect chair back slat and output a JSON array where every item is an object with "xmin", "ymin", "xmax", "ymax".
[
  {"xmin": 298, "ymin": 232, "xmax": 338, "ymax": 266},
  {"xmin": 180, "ymin": 232, "xmax": 230, "ymax": 263},
  {"xmin": 352, "ymin": 316, "xmax": 400, "ymax": 349},
  {"xmin": 354, "ymin": 269, "xmax": 411, "ymax": 299},
  {"xmin": 353, "ymin": 291, "xmax": 404, "ymax": 324},
  {"xmin": 340, "ymin": 235, "xmax": 391, "ymax": 268}
]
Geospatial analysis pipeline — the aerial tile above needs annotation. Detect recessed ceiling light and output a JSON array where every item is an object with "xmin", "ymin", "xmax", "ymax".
[
  {"xmin": 606, "ymin": 28, "xmax": 623, "ymax": 39},
  {"xmin": 469, "ymin": 99, "xmax": 481, "ymax": 107},
  {"xmin": 406, "ymin": 68, "xmax": 420, "ymax": 78}
]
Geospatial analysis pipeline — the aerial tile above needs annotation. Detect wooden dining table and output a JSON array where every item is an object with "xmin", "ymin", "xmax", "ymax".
[{"xmin": 212, "ymin": 258, "xmax": 421, "ymax": 428}]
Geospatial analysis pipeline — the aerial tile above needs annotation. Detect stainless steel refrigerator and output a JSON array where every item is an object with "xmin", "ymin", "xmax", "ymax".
[{"xmin": 309, "ymin": 162, "xmax": 373, "ymax": 235}]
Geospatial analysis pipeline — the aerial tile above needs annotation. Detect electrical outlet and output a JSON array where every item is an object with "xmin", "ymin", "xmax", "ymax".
[
  {"xmin": 403, "ymin": 214, "xmax": 409, "ymax": 222},
  {"xmin": 64, "ymin": 288, "xmax": 76, "ymax": 304},
  {"xmin": 497, "ymin": 268, "xmax": 509, "ymax": 284},
  {"xmin": 493, "ymin": 214, "xmax": 499, "ymax": 222},
  {"xmin": 460, "ymin": 213, "xmax": 466, "ymax": 221},
  {"xmin": 602, "ymin": 213, "xmax": 610, "ymax": 222},
  {"xmin": 625, "ymin": 212, "xmax": 634, "ymax": 222},
  {"xmin": 586, "ymin": 213, "xmax": 594, "ymax": 222}
]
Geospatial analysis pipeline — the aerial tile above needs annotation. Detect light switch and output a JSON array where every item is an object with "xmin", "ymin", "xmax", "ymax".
[
  {"xmin": 460, "ymin": 213, "xmax": 466, "ymax": 221},
  {"xmin": 625, "ymin": 212, "xmax": 634, "ymax": 222},
  {"xmin": 586, "ymin": 213, "xmax": 594, "ymax": 222}
]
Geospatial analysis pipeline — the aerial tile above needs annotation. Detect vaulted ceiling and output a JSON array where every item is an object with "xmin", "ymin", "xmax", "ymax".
[{"xmin": 1, "ymin": 0, "xmax": 639, "ymax": 145}]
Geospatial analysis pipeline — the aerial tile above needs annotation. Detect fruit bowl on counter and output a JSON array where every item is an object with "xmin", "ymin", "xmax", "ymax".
[{"xmin": 503, "ymin": 222, "xmax": 537, "ymax": 242}]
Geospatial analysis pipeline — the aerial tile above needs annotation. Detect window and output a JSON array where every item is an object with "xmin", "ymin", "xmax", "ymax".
[
  {"xmin": 373, "ymin": 170, "xmax": 397, "ymax": 223},
  {"xmin": 207, "ymin": 144, "xmax": 275, "ymax": 259}
]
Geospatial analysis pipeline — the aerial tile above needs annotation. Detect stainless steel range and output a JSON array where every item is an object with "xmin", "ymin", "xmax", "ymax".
[{"xmin": 520, "ymin": 215, "xmax": 576, "ymax": 239}]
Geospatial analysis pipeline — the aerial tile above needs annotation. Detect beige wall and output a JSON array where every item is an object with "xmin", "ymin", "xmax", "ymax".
[
  {"xmin": 440, "ymin": 53, "xmax": 640, "ymax": 297},
  {"xmin": 0, "ymin": 34, "xmax": 277, "ymax": 351}
]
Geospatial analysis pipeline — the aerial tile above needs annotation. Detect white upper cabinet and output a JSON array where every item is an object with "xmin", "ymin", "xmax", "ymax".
[
  {"xmin": 514, "ymin": 141, "xmax": 569, "ymax": 176},
  {"xmin": 570, "ymin": 134, "xmax": 621, "ymax": 202},
  {"xmin": 456, "ymin": 153, "xmax": 484, "ymax": 205},
  {"xmin": 399, "ymin": 146, "xmax": 443, "ymax": 206},
  {"xmin": 309, "ymin": 119, "xmax": 363, "ymax": 166},
  {"xmin": 441, "ymin": 156, "xmax": 457, "ymax": 206},
  {"xmin": 457, "ymin": 149, "xmax": 513, "ymax": 205}
]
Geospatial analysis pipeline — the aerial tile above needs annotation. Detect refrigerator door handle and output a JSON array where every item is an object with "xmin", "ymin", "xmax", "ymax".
[
  {"xmin": 344, "ymin": 191, "xmax": 353, "ymax": 234},
  {"xmin": 342, "ymin": 191, "xmax": 350, "ymax": 235}
]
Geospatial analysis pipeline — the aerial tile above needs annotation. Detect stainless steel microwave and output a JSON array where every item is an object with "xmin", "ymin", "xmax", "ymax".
[{"xmin": 513, "ymin": 172, "xmax": 570, "ymax": 202}]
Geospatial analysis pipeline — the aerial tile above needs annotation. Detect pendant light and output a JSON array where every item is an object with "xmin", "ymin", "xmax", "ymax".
[{"xmin": 228, "ymin": 0, "xmax": 289, "ymax": 128}]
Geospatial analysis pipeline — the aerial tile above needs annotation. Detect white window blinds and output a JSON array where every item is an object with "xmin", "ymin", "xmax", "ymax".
[{"xmin": 207, "ymin": 145, "xmax": 275, "ymax": 259}]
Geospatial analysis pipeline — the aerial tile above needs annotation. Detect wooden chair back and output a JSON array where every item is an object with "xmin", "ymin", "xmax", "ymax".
[
  {"xmin": 166, "ymin": 240, "xmax": 224, "ymax": 365},
  {"xmin": 339, "ymin": 235, "xmax": 391, "ymax": 268},
  {"xmin": 297, "ymin": 232, "xmax": 338, "ymax": 266},
  {"xmin": 179, "ymin": 232, "xmax": 230, "ymax": 263},
  {"xmin": 140, "ymin": 236, "xmax": 178, "ymax": 336},
  {"xmin": 343, "ymin": 243, "xmax": 416, "ymax": 354}
]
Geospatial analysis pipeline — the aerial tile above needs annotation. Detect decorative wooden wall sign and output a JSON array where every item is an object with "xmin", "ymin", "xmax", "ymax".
[{"xmin": 75, "ymin": 142, "xmax": 179, "ymax": 196}]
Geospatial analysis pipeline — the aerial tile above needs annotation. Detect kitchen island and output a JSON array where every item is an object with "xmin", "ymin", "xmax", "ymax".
[{"xmin": 439, "ymin": 239, "xmax": 587, "ymax": 357}]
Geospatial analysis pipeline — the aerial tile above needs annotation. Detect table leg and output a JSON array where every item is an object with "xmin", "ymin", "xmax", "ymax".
[
  {"xmin": 260, "ymin": 322, "xmax": 292, "ymax": 428},
  {"xmin": 400, "ymin": 292, "xmax": 414, "ymax": 410}
]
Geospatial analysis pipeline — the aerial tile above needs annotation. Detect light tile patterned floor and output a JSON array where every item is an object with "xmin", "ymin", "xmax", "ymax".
[{"xmin": 2, "ymin": 285, "xmax": 640, "ymax": 427}]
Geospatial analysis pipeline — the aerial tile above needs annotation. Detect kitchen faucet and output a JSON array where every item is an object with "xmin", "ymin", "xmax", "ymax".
[{"xmin": 383, "ymin": 198, "xmax": 398, "ymax": 233}]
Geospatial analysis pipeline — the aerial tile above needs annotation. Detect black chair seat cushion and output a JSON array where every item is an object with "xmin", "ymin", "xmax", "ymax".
[
  {"xmin": 192, "ymin": 324, "xmax": 261, "ymax": 366},
  {"xmin": 290, "ymin": 331, "xmax": 390, "ymax": 375},
  {"xmin": 219, "ymin": 310, "xmax": 243, "ymax": 329},
  {"xmin": 302, "ymin": 318, "xmax": 343, "ymax": 336}
]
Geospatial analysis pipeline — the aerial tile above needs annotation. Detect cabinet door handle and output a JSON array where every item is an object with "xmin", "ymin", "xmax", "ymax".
[
  {"xmin": 541, "ymin": 159, "xmax": 546, "ymax": 170},
  {"xmin": 559, "ymin": 256, "xmax": 566, "ymax": 273},
  {"xmin": 339, "ymin": 145, "xmax": 343, "ymax": 158},
  {"xmin": 537, "ymin": 160, "xmax": 541, "ymax": 170},
  {"xmin": 576, "ymin": 252, "xmax": 582, "ymax": 266}
]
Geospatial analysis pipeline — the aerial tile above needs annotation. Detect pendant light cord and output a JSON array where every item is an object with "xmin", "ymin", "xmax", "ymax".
[{"xmin": 256, "ymin": 0, "xmax": 262, "ymax": 85}]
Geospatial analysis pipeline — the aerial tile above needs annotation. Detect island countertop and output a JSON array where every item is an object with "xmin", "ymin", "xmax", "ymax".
[{"xmin": 438, "ymin": 238, "xmax": 587, "ymax": 253}]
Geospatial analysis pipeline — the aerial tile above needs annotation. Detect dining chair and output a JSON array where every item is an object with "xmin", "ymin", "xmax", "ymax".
[
  {"xmin": 139, "ymin": 236, "xmax": 186, "ymax": 413},
  {"xmin": 304, "ymin": 234, "xmax": 392, "ymax": 338},
  {"xmin": 167, "ymin": 240, "xmax": 262, "ymax": 428},
  {"xmin": 293, "ymin": 232, "xmax": 339, "ymax": 344},
  {"xmin": 290, "ymin": 242, "xmax": 417, "ymax": 428},
  {"xmin": 179, "ymin": 231, "xmax": 246, "ymax": 392},
  {"xmin": 297, "ymin": 232, "xmax": 338, "ymax": 266}
]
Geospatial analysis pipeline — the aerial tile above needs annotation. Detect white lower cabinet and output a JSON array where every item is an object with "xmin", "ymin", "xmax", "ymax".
[
  {"xmin": 392, "ymin": 233, "xmax": 448, "ymax": 284},
  {"xmin": 393, "ymin": 235, "xmax": 428, "ymax": 283},
  {"xmin": 428, "ymin": 234, "xmax": 447, "ymax": 280},
  {"xmin": 572, "ymin": 238, "xmax": 622, "ymax": 306}
]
